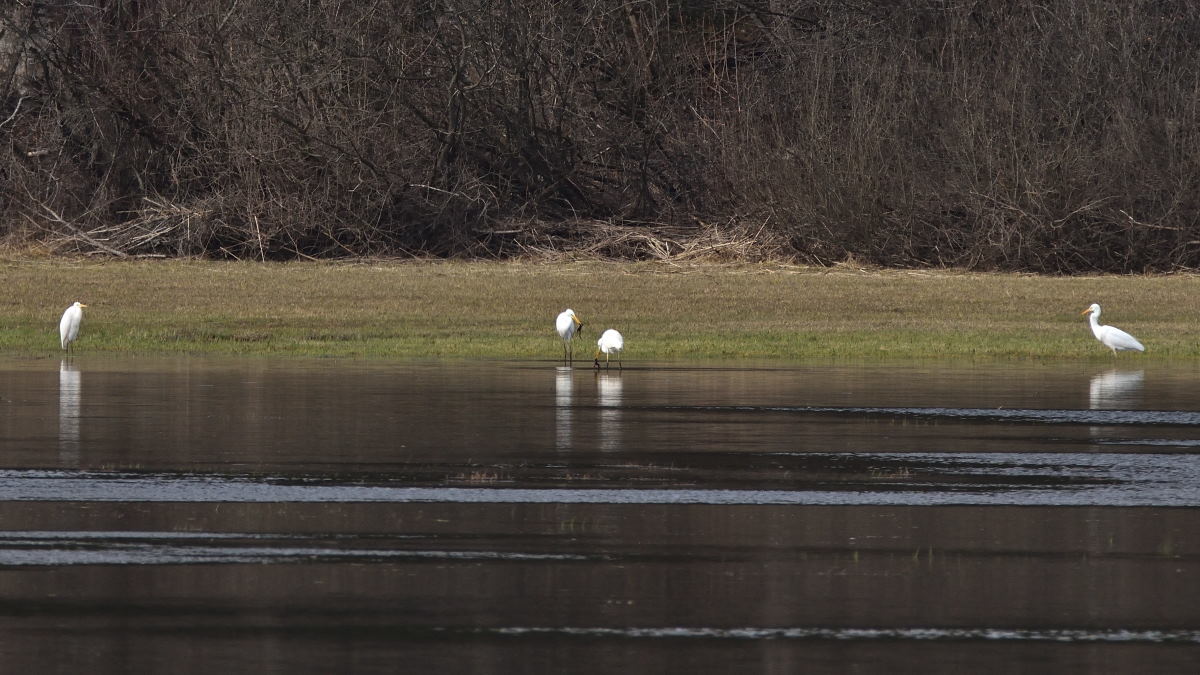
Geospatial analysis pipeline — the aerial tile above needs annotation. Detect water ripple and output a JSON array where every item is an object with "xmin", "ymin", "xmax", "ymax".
[
  {"xmin": 0, "ymin": 455, "xmax": 1198, "ymax": 507},
  {"xmin": 482, "ymin": 625, "xmax": 1200, "ymax": 644},
  {"xmin": 0, "ymin": 530, "xmax": 587, "ymax": 566},
  {"xmin": 675, "ymin": 405, "xmax": 1200, "ymax": 426}
]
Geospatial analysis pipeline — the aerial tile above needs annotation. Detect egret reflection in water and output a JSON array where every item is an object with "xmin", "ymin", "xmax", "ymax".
[
  {"xmin": 58, "ymin": 360, "xmax": 81, "ymax": 462},
  {"xmin": 1089, "ymin": 369, "xmax": 1145, "ymax": 409},
  {"xmin": 555, "ymin": 366, "xmax": 573, "ymax": 450},
  {"xmin": 596, "ymin": 372, "xmax": 623, "ymax": 451}
]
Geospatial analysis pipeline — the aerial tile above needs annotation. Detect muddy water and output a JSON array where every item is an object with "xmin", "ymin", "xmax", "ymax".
[{"xmin": 0, "ymin": 357, "xmax": 1198, "ymax": 673}]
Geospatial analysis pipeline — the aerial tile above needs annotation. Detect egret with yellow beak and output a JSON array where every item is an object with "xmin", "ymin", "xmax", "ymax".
[
  {"xmin": 556, "ymin": 309, "xmax": 583, "ymax": 363},
  {"xmin": 594, "ymin": 329, "xmax": 624, "ymax": 370},
  {"xmin": 1081, "ymin": 303, "xmax": 1144, "ymax": 355},
  {"xmin": 59, "ymin": 301, "xmax": 88, "ymax": 352}
]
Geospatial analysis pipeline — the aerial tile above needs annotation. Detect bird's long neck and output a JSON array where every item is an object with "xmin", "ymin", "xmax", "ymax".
[{"xmin": 1088, "ymin": 312, "xmax": 1104, "ymax": 340}]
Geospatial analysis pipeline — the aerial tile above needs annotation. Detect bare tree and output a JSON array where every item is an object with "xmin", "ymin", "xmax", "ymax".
[{"xmin": 0, "ymin": 1, "xmax": 1198, "ymax": 270}]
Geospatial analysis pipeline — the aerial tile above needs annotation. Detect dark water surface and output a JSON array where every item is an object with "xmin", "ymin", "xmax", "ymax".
[{"xmin": 1, "ymin": 357, "xmax": 1198, "ymax": 673}]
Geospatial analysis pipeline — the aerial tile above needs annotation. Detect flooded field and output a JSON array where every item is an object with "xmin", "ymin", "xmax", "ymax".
[{"xmin": 0, "ymin": 356, "xmax": 1198, "ymax": 673}]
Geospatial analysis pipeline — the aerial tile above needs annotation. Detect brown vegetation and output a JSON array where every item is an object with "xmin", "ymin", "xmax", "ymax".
[{"xmin": 2, "ymin": 1, "xmax": 1198, "ymax": 271}]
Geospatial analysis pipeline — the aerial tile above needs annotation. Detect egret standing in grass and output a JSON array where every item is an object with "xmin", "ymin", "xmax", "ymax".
[
  {"xmin": 59, "ymin": 301, "xmax": 88, "ymax": 352},
  {"xmin": 1081, "ymin": 303, "xmax": 1144, "ymax": 355},
  {"xmin": 594, "ymin": 329, "xmax": 624, "ymax": 370},
  {"xmin": 556, "ymin": 309, "xmax": 583, "ymax": 364}
]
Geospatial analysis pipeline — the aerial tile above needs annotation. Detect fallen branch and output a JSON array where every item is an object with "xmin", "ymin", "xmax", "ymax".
[{"xmin": 33, "ymin": 204, "xmax": 129, "ymax": 257}]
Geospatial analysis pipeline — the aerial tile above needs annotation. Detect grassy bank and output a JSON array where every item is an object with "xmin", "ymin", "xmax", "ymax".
[{"xmin": 0, "ymin": 259, "xmax": 1194, "ymax": 360}]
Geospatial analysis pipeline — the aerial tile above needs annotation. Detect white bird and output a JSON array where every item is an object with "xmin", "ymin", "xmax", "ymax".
[
  {"xmin": 1081, "ymin": 303, "xmax": 1144, "ymax": 355},
  {"xmin": 555, "ymin": 309, "xmax": 583, "ymax": 363},
  {"xmin": 594, "ymin": 328, "xmax": 624, "ymax": 370},
  {"xmin": 59, "ymin": 301, "xmax": 88, "ymax": 351}
]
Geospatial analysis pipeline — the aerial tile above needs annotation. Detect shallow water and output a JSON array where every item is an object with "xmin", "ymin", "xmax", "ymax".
[{"xmin": 0, "ymin": 357, "xmax": 1198, "ymax": 673}]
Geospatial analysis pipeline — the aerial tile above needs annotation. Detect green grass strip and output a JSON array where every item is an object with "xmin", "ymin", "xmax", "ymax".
[{"xmin": 1, "ymin": 259, "xmax": 1193, "ymax": 360}]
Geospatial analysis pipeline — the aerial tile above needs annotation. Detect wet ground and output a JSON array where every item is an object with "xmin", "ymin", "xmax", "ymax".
[{"xmin": 0, "ymin": 357, "xmax": 1198, "ymax": 673}]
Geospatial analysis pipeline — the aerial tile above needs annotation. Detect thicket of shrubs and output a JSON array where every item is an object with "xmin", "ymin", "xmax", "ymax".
[{"xmin": 2, "ymin": 1, "xmax": 1198, "ymax": 271}]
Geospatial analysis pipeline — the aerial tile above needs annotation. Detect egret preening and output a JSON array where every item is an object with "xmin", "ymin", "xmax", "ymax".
[
  {"xmin": 594, "ymin": 328, "xmax": 624, "ymax": 370},
  {"xmin": 59, "ymin": 301, "xmax": 88, "ymax": 352},
  {"xmin": 556, "ymin": 309, "xmax": 583, "ymax": 363},
  {"xmin": 1081, "ymin": 303, "xmax": 1144, "ymax": 355}
]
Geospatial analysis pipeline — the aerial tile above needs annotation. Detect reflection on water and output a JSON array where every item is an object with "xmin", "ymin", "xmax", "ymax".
[
  {"xmin": 57, "ymin": 361, "xmax": 80, "ymax": 463},
  {"xmin": 596, "ymin": 372, "xmax": 623, "ymax": 451},
  {"xmin": 1090, "ymin": 369, "xmax": 1145, "ymax": 409},
  {"xmin": 0, "ymin": 357, "xmax": 1199, "ymax": 674},
  {"xmin": 555, "ymin": 366, "xmax": 572, "ymax": 451},
  {"xmin": 1089, "ymin": 369, "xmax": 1147, "ymax": 444}
]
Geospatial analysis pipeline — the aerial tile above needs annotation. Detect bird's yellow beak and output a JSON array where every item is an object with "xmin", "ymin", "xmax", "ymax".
[
  {"xmin": 80, "ymin": 304, "xmax": 88, "ymax": 308},
  {"xmin": 574, "ymin": 316, "xmax": 582, "ymax": 327},
  {"xmin": 1080, "ymin": 307, "xmax": 1092, "ymax": 315}
]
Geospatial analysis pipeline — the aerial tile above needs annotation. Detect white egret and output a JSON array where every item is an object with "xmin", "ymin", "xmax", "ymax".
[
  {"xmin": 555, "ymin": 309, "xmax": 583, "ymax": 363},
  {"xmin": 58, "ymin": 301, "xmax": 88, "ymax": 352},
  {"xmin": 1081, "ymin": 303, "xmax": 1144, "ymax": 355},
  {"xmin": 594, "ymin": 328, "xmax": 624, "ymax": 370}
]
